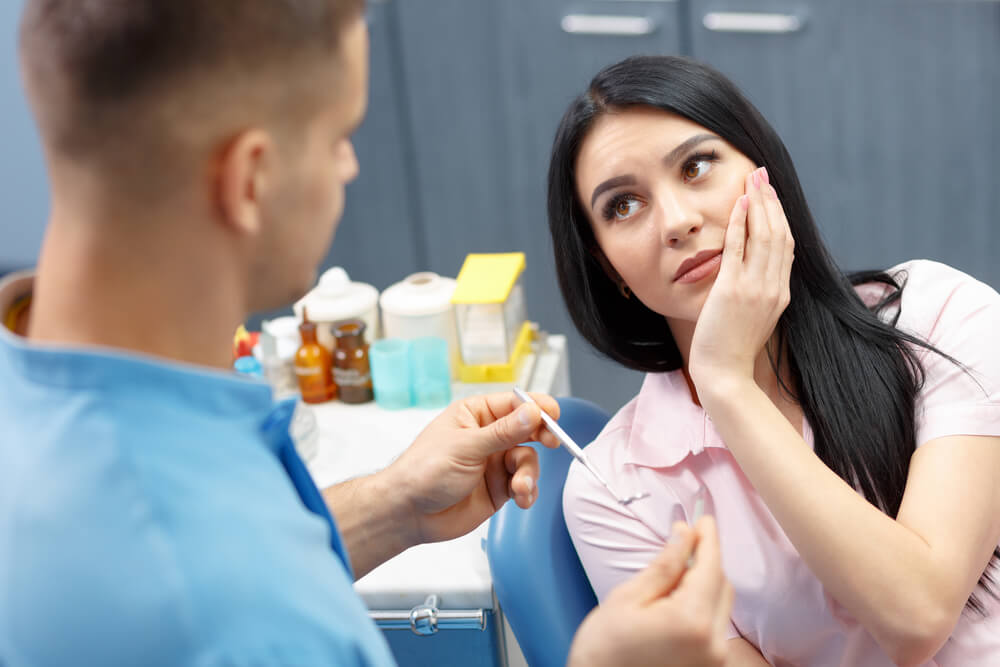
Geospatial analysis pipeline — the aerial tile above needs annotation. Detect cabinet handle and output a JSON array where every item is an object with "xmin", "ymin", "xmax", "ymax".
[
  {"xmin": 702, "ymin": 12, "xmax": 804, "ymax": 34},
  {"xmin": 370, "ymin": 595, "xmax": 487, "ymax": 635},
  {"xmin": 561, "ymin": 14, "xmax": 659, "ymax": 36}
]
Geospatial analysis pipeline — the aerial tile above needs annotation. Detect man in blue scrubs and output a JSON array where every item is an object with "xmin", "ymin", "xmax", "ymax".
[{"xmin": 0, "ymin": 1, "xmax": 735, "ymax": 665}]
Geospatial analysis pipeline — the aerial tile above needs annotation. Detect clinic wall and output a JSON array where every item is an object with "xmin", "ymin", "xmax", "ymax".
[{"xmin": 0, "ymin": 0, "xmax": 48, "ymax": 275}]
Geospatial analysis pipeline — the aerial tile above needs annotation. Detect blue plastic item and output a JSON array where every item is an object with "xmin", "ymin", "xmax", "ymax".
[
  {"xmin": 233, "ymin": 355, "xmax": 262, "ymax": 377},
  {"xmin": 486, "ymin": 396, "xmax": 610, "ymax": 667},
  {"xmin": 410, "ymin": 336, "xmax": 451, "ymax": 408},
  {"xmin": 369, "ymin": 339, "xmax": 413, "ymax": 409}
]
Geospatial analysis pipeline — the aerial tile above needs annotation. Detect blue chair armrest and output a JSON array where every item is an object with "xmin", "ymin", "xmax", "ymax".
[{"xmin": 486, "ymin": 397, "xmax": 610, "ymax": 667}]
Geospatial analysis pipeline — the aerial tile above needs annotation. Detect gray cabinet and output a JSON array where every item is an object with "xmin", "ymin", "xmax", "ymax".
[{"xmin": 688, "ymin": 0, "xmax": 1000, "ymax": 286}]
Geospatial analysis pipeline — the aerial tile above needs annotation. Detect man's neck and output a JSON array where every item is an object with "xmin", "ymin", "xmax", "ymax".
[{"xmin": 29, "ymin": 205, "xmax": 247, "ymax": 370}]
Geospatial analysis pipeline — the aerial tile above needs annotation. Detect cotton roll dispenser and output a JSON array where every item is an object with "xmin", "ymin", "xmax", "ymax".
[{"xmin": 379, "ymin": 272, "xmax": 459, "ymax": 379}]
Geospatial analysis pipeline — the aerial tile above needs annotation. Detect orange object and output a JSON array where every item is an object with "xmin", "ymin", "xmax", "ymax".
[
  {"xmin": 294, "ymin": 309, "xmax": 337, "ymax": 404},
  {"xmin": 232, "ymin": 325, "xmax": 259, "ymax": 361}
]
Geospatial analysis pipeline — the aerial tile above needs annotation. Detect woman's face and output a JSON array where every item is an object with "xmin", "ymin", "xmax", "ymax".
[{"xmin": 575, "ymin": 107, "xmax": 756, "ymax": 324}]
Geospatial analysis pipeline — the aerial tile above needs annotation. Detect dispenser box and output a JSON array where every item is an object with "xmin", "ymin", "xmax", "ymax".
[{"xmin": 451, "ymin": 253, "xmax": 533, "ymax": 383}]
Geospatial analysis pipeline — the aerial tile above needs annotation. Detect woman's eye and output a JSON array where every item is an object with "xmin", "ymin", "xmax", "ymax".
[
  {"xmin": 604, "ymin": 194, "xmax": 643, "ymax": 221},
  {"xmin": 682, "ymin": 152, "xmax": 719, "ymax": 182},
  {"xmin": 683, "ymin": 159, "xmax": 711, "ymax": 181}
]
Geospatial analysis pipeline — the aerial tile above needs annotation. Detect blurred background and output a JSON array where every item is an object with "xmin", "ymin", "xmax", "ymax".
[{"xmin": 2, "ymin": 0, "xmax": 998, "ymax": 412}]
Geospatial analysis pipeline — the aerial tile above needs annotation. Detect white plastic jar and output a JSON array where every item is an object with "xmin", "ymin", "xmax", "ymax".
[{"xmin": 379, "ymin": 272, "xmax": 459, "ymax": 379}]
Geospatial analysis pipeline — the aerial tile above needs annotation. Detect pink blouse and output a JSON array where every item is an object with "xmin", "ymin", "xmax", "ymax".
[{"xmin": 564, "ymin": 260, "xmax": 1000, "ymax": 666}]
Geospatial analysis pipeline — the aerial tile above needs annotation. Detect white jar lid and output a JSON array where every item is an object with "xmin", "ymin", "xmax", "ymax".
[
  {"xmin": 293, "ymin": 267, "xmax": 379, "ymax": 322},
  {"xmin": 260, "ymin": 316, "xmax": 301, "ymax": 360},
  {"xmin": 380, "ymin": 272, "xmax": 457, "ymax": 317}
]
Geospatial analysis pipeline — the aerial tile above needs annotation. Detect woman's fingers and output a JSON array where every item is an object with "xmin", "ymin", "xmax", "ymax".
[
  {"xmin": 745, "ymin": 167, "xmax": 771, "ymax": 277},
  {"xmin": 722, "ymin": 192, "xmax": 749, "ymax": 274},
  {"xmin": 758, "ymin": 179, "xmax": 794, "ymax": 313},
  {"xmin": 761, "ymin": 182, "xmax": 790, "ymax": 279}
]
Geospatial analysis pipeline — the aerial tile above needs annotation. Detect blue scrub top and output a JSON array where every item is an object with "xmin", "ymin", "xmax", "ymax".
[{"xmin": 0, "ymin": 273, "xmax": 396, "ymax": 666}]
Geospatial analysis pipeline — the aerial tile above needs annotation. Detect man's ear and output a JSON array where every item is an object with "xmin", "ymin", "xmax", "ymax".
[{"xmin": 215, "ymin": 129, "xmax": 274, "ymax": 237}]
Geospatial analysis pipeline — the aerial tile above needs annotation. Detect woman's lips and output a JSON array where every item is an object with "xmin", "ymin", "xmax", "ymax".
[{"xmin": 674, "ymin": 250, "xmax": 723, "ymax": 283}]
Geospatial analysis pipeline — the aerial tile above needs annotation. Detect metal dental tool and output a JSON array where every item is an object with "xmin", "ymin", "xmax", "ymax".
[{"xmin": 512, "ymin": 386, "xmax": 650, "ymax": 506}]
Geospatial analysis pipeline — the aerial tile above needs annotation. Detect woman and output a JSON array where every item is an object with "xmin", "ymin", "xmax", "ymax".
[{"xmin": 550, "ymin": 55, "xmax": 1000, "ymax": 666}]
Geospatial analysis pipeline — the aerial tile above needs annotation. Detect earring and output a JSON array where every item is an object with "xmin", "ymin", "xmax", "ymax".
[{"xmin": 619, "ymin": 282, "xmax": 632, "ymax": 299}]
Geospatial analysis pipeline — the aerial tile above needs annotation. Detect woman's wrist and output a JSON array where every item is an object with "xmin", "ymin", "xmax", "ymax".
[{"xmin": 690, "ymin": 369, "xmax": 760, "ymax": 409}]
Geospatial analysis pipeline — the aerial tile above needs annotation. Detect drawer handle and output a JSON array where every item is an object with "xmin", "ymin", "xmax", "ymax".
[
  {"xmin": 561, "ymin": 14, "xmax": 658, "ymax": 36},
  {"xmin": 703, "ymin": 12, "xmax": 804, "ymax": 34},
  {"xmin": 370, "ymin": 595, "xmax": 487, "ymax": 635}
]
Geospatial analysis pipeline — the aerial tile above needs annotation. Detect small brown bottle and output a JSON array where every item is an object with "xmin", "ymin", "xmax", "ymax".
[
  {"xmin": 295, "ymin": 309, "xmax": 337, "ymax": 404},
  {"xmin": 332, "ymin": 319, "xmax": 374, "ymax": 404}
]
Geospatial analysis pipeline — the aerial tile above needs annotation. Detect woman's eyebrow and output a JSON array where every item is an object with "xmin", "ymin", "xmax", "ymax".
[
  {"xmin": 590, "ymin": 174, "xmax": 637, "ymax": 208},
  {"xmin": 662, "ymin": 133, "xmax": 721, "ymax": 168}
]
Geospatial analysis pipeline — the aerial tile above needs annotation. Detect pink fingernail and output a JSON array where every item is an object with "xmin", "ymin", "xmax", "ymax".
[
  {"xmin": 752, "ymin": 170, "xmax": 761, "ymax": 188},
  {"xmin": 739, "ymin": 194, "xmax": 749, "ymax": 210},
  {"xmin": 761, "ymin": 166, "xmax": 769, "ymax": 185}
]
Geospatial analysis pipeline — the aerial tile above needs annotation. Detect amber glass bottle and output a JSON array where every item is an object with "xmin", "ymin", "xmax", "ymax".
[
  {"xmin": 332, "ymin": 319, "xmax": 374, "ymax": 404},
  {"xmin": 295, "ymin": 309, "xmax": 337, "ymax": 404}
]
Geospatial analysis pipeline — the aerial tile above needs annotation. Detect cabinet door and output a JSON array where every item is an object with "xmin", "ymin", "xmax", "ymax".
[
  {"xmin": 0, "ymin": 1, "xmax": 49, "ymax": 273},
  {"xmin": 393, "ymin": 1, "xmax": 683, "ymax": 411},
  {"xmin": 688, "ymin": 0, "xmax": 1000, "ymax": 288}
]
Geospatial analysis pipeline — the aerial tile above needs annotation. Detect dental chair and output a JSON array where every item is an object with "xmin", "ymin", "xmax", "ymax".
[{"xmin": 486, "ymin": 397, "xmax": 610, "ymax": 667}]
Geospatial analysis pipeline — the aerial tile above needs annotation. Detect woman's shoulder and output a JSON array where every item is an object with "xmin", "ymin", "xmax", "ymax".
[
  {"xmin": 888, "ymin": 259, "xmax": 996, "ymax": 294},
  {"xmin": 856, "ymin": 260, "xmax": 1000, "ymax": 334}
]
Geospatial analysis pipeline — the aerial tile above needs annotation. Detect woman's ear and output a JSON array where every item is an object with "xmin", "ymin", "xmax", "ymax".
[
  {"xmin": 589, "ymin": 245, "xmax": 622, "ymax": 283},
  {"xmin": 213, "ymin": 128, "xmax": 275, "ymax": 238}
]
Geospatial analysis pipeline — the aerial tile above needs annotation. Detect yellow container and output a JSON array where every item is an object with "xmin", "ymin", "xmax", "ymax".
[{"xmin": 452, "ymin": 253, "xmax": 530, "ymax": 382}]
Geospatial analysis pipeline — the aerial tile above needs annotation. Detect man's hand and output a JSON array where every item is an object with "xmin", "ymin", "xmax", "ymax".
[
  {"xmin": 386, "ymin": 391, "xmax": 561, "ymax": 545},
  {"xmin": 568, "ymin": 517, "xmax": 735, "ymax": 667},
  {"xmin": 324, "ymin": 392, "xmax": 561, "ymax": 578}
]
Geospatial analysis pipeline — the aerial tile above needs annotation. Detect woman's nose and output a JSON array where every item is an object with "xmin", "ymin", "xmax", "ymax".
[{"xmin": 657, "ymin": 191, "xmax": 702, "ymax": 247}]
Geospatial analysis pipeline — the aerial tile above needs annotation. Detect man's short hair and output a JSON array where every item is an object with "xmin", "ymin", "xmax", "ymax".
[{"xmin": 20, "ymin": 0, "xmax": 365, "ymax": 166}]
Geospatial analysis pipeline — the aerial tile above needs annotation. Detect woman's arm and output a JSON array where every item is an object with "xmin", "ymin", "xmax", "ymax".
[
  {"xmin": 687, "ymin": 171, "xmax": 1000, "ymax": 665},
  {"xmin": 699, "ymin": 379, "xmax": 1000, "ymax": 666}
]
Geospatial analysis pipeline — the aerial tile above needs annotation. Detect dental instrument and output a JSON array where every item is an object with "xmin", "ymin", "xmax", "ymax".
[{"xmin": 512, "ymin": 386, "xmax": 650, "ymax": 506}]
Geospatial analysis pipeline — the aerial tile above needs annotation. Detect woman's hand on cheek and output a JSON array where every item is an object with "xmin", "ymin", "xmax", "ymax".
[{"xmin": 688, "ymin": 166, "xmax": 794, "ymax": 391}]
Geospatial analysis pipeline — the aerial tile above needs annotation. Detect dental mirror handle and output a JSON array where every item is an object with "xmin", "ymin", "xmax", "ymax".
[{"xmin": 512, "ymin": 386, "xmax": 614, "ymax": 487}]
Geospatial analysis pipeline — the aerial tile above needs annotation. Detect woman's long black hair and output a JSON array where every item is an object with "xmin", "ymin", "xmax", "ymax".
[{"xmin": 548, "ymin": 55, "xmax": 997, "ymax": 613}]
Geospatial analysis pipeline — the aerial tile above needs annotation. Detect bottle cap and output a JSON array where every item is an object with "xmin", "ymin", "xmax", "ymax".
[
  {"xmin": 333, "ymin": 318, "xmax": 367, "ymax": 340},
  {"xmin": 234, "ymin": 356, "xmax": 262, "ymax": 377},
  {"xmin": 299, "ymin": 307, "xmax": 317, "ymax": 336}
]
